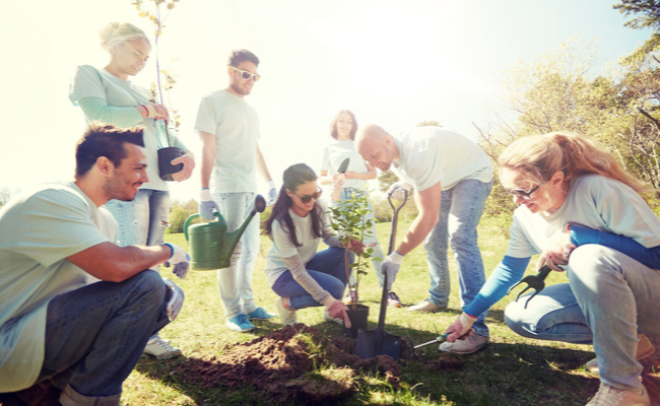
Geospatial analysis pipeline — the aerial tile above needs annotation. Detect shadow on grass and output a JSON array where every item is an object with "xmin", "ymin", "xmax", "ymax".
[{"xmin": 131, "ymin": 318, "xmax": 654, "ymax": 406}]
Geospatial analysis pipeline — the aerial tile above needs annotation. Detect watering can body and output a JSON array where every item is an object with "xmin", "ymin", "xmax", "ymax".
[{"xmin": 184, "ymin": 195, "xmax": 266, "ymax": 270}]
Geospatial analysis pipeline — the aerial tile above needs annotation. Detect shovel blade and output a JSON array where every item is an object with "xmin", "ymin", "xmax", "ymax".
[{"xmin": 355, "ymin": 329, "xmax": 402, "ymax": 360}]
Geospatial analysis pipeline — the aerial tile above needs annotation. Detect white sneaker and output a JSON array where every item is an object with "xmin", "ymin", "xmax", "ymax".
[
  {"xmin": 586, "ymin": 382, "xmax": 650, "ymax": 406},
  {"xmin": 408, "ymin": 299, "xmax": 446, "ymax": 313},
  {"xmin": 586, "ymin": 334, "xmax": 655, "ymax": 374},
  {"xmin": 438, "ymin": 332, "xmax": 489, "ymax": 354},
  {"xmin": 275, "ymin": 298, "xmax": 297, "ymax": 326},
  {"xmin": 144, "ymin": 336, "xmax": 182, "ymax": 360},
  {"xmin": 323, "ymin": 308, "xmax": 344, "ymax": 326}
]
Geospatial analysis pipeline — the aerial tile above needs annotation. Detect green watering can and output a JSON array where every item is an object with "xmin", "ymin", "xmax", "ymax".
[{"xmin": 184, "ymin": 195, "xmax": 267, "ymax": 270}]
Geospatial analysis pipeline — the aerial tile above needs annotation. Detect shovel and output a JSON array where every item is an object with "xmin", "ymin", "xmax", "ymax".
[{"xmin": 354, "ymin": 188, "xmax": 409, "ymax": 360}]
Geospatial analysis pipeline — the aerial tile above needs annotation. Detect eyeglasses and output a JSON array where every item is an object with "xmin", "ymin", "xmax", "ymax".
[
  {"xmin": 294, "ymin": 187, "xmax": 322, "ymax": 203},
  {"xmin": 505, "ymin": 185, "xmax": 540, "ymax": 200},
  {"xmin": 229, "ymin": 66, "xmax": 260, "ymax": 81}
]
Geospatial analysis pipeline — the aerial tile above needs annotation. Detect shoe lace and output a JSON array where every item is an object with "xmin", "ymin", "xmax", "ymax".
[
  {"xmin": 589, "ymin": 384, "xmax": 625, "ymax": 406},
  {"xmin": 236, "ymin": 313, "xmax": 250, "ymax": 324},
  {"xmin": 153, "ymin": 338, "xmax": 177, "ymax": 352}
]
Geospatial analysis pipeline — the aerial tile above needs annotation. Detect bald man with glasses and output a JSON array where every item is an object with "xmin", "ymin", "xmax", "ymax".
[{"xmin": 355, "ymin": 124, "xmax": 494, "ymax": 354}]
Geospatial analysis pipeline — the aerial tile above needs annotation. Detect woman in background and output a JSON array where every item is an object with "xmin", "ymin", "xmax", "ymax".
[
  {"xmin": 319, "ymin": 110, "xmax": 397, "ymax": 306},
  {"xmin": 69, "ymin": 22, "xmax": 195, "ymax": 360}
]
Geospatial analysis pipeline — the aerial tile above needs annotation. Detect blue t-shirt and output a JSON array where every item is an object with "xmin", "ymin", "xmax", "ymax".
[{"xmin": 0, "ymin": 182, "xmax": 113, "ymax": 391}]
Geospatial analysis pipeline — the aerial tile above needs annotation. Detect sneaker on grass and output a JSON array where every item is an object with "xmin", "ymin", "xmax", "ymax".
[
  {"xmin": 144, "ymin": 335, "xmax": 182, "ymax": 360},
  {"xmin": 586, "ymin": 382, "xmax": 650, "ymax": 406},
  {"xmin": 247, "ymin": 306, "xmax": 276, "ymax": 320},
  {"xmin": 438, "ymin": 332, "xmax": 489, "ymax": 354},
  {"xmin": 323, "ymin": 308, "xmax": 344, "ymax": 326},
  {"xmin": 387, "ymin": 291, "xmax": 402, "ymax": 308},
  {"xmin": 275, "ymin": 298, "xmax": 297, "ymax": 326},
  {"xmin": 408, "ymin": 298, "xmax": 446, "ymax": 313},
  {"xmin": 226, "ymin": 313, "xmax": 255, "ymax": 332}
]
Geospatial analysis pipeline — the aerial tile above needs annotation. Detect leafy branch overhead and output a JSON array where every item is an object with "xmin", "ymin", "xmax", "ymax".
[{"xmin": 131, "ymin": 0, "xmax": 182, "ymax": 136}]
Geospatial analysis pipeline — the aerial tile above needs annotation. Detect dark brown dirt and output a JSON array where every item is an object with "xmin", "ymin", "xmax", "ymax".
[{"xmin": 176, "ymin": 323, "xmax": 421, "ymax": 403}]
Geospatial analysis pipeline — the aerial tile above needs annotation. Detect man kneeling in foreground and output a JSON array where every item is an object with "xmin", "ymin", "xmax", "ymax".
[{"xmin": 0, "ymin": 123, "xmax": 189, "ymax": 406}]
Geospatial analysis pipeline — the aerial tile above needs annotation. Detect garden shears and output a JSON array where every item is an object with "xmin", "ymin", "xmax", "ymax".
[{"xmin": 507, "ymin": 265, "xmax": 553, "ymax": 309}]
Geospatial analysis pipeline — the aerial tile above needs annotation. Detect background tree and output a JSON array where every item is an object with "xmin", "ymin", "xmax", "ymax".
[{"xmin": 0, "ymin": 188, "xmax": 12, "ymax": 210}]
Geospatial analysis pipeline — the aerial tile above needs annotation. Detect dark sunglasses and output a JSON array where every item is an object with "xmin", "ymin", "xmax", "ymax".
[
  {"xmin": 230, "ymin": 66, "xmax": 260, "ymax": 81},
  {"xmin": 505, "ymin": 184, "xmax": 540, "ymax": 200},
  {"xmin": 294, "ymin": 187, "xmax": 322, "ymax": 203}
]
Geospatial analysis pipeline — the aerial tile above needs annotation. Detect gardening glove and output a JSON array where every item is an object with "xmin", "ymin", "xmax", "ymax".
[
  {"xmin": 162, "ymin": 277, "xmax": 185, "ymax": 321},
  {"xmin": 536, "ymin": 224, "xmax": 575, "ymax": 272},
  {"xmin": 387, "ymin": 181, "xmax": 412, "ymax": 200},
  {"xmin": 144, "ymin": 104, "xmax": 170, "ymax": 120},
  {"xmin": 267, "ymin": 180, "xmax": 277, "ymax": 205},
  {"xmin": 199, "ymin": 188, "xmax": 219, "ymax": 221},
  {"xmin": 381, "ymin": 251, "xmax": 404, "ymax": 291},
  {"xmin": 331, "ymin": 174, "xmax": 346, "ymax": 201},
  {"xmin": 444, "ymin": 312, "xmax": 477, "ymax": 342},
  {"xmin": 162, "ymin": 242, "xmax": 191, "ymax": 279},
  {"xmin": 324, "ymin": 296, "xmax": 352, "ymax": 328}
]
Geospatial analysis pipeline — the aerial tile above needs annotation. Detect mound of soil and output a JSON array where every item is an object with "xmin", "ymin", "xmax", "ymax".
[{"xmin": 177, "ymin": 324, "xmax": 408, "ymax": 403}]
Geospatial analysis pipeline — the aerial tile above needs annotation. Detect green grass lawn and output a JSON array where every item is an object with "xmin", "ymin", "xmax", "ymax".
[{"xmin": 119, "ymin": 217, "xmax": 645, "ymax": 405}]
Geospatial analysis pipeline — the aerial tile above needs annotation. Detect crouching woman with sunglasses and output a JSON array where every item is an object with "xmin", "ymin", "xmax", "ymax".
[
  {"xmin": 442, "ymin": 132, "xmax": 660, "ymax": 406},
  {"xmin": 262, "ymin": 164, "xmax": 365, "ymax": 327}
]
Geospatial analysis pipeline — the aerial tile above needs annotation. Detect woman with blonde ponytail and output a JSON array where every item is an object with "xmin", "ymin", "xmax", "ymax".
[
  {"xmin": 68, "ymin": 22, "xmax": 195, "ymax": 360},
  {"xmin": 442, "ymin": 132, "xmax": 660, "ymax": 405}
]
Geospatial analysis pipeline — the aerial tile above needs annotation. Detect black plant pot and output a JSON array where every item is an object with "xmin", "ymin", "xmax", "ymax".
[
  {"xmin": 158, "ymin": 147, "xmax": 185, "ymax": 181},
  {"xmin": 343, "ymin": 304, "xmax": 369, "ymax": 339}
]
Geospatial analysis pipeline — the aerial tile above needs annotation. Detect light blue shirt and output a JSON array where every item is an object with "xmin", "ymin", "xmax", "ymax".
[
  {"xmin": 391, "ymin": 127, "xmax": 493, "ymax": 191},
  {"xmin": 0, "ymin": 182, "xmax": 113, "ymax": 391},
  {"xmin": 195, "ymin": 90, "xmax": 261, "ymax": 193},
  {"xmin": 506, "ymin": 174, "xmax": 660, "ymax": 258},
  {"xmin": 69, "ymin": 65, "xmax": 171, "ymax": 191}
]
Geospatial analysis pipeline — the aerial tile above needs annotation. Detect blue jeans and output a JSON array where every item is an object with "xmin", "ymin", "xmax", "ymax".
[
  {"xmin": 504, "ymin": 245, "xmax": 660, "ymax": 390},
  {"xmin": 271, "ymin": 247, "xmax": 351, "ymax": 310},
  {"xmin": 36, "ymin": 270, "xmax": 172, "ymax": 405},
  {"xmin": 212, "ymin": 192, "xmax": 260, "ymax": 319},
  {"xmin": 332, "ymin": 187, "xmax": 386, "ymax": 287},
  {"xmin": 104, "ymin": 189, "xmax": 170, "ymax": 247},
  {"xmin": 424, "ymin": 179, "xmax": 492, "ymax": 337}
]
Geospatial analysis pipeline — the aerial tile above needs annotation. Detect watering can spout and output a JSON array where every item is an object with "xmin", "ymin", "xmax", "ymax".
[{"xmin": 184, "ymin": 195, "xmax": 267, "ymax": 270}]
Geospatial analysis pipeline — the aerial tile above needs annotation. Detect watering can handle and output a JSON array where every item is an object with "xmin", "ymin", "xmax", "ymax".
[{"xmin": 183, "ymin": 212, "xmax": 221, "ymax": 242}]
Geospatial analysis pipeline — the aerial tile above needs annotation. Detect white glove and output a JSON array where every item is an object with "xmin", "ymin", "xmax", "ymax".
[
  {"xmin": 387, "ymin": 181, "xmax": 412, "ymax": 200},
  {"xmin": 162, "ymin": 243, "xmax": 191, "ymax": 279},
  {"xmin": 381, "ymin": 251, "xmax": 404, "ymax": 290},
  {"xmin": 267, "ymin": 180, "xmax": 278, "ymax": 205},
  {"xmin": 444, "ymin": 312, "xmax": 477, "ymax": 342},
  {"xmin": 199, "ymin": 189, "xmax": 220, "ymax": 221}
]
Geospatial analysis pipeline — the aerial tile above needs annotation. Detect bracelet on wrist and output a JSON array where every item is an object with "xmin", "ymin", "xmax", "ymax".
[{"xmin": 162, "ymin": 242, "xmax": 174, "ymax": 259}]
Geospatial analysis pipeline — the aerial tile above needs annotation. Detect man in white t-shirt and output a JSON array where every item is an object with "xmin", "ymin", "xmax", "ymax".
[
  {"xmin": 0, "ymin": 123, "xmax": 188, "ymax": 405},
  {"xmin": 195, "ymin": 49, "xmax": 276, "ymax": 332},
  {"xmin": 356, "ymin": 124, "xmax": 494, "ymax": 353}
]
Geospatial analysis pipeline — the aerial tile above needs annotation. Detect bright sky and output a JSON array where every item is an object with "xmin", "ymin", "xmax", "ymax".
[{"xmin": 0, "ymin": 0, "xmax": 652, "ymax": 202}]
